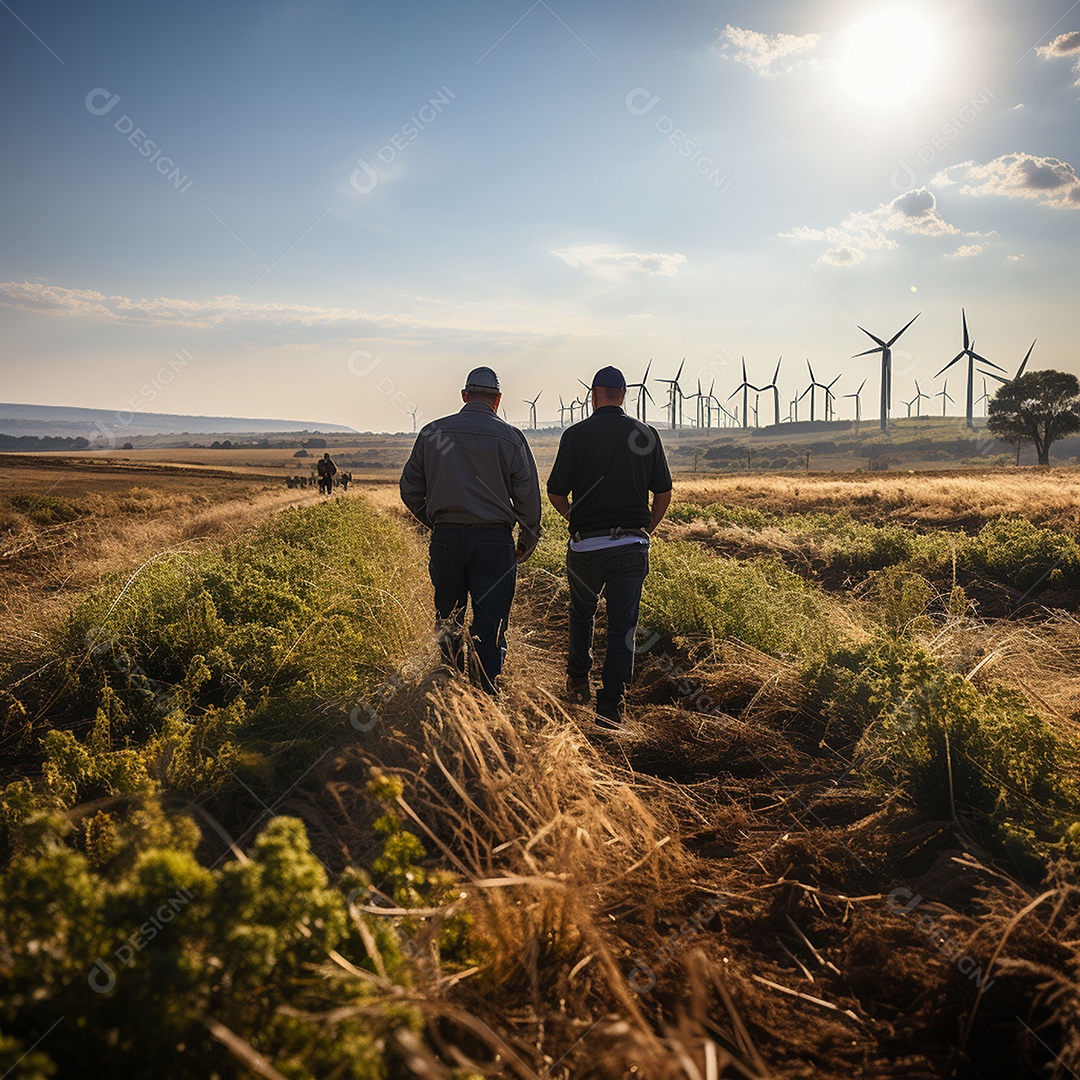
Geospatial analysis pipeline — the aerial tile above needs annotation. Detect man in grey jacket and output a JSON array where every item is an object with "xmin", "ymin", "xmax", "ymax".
[{"xmin": 400, "ymin": 367, "xmax": 541, "ymax": 693}]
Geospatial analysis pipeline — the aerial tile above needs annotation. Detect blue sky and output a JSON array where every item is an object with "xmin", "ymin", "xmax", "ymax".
[{"xmin": 2, "ymin": 0, "xmax": 1078, "ymax": 431}]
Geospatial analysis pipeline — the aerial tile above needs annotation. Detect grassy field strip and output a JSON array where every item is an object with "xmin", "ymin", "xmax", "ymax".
[{"xmin": 2, "ymin": 482, "xmax": 1079, "ymax": 1077}]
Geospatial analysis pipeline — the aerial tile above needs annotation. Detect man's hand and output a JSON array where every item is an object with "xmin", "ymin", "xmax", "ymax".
[
  {"xmin": 515, "ymin": 543, "xmax": 531, "ymax": 563},
  {"xmin": 647, "ymin": 489, "xmax": 673, "ymax": 535},
  {"xmin": 548, "ymin": 492, "xmax": 571, "ymax": 522}
]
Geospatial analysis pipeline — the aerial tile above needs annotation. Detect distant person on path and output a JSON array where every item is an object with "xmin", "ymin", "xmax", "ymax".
[
  {"xmin": 547, "ymin": 366, "xmax": 672, "ymax": 728},
  {"xmin": 400, "ymin": 366, "xmax": 541, "ymax": 694},
  {"xmin": 317, "ymin": 452, "xmax": 337, "ymax": 495},
  {"xmin": 340, "ymin": 471, "xmax": 351, "ymax": 491}
]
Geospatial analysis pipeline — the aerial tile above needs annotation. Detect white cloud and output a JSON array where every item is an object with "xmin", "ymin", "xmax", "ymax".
[
  {"xmin": 551, "ymin": 245, "xmax": 686, "ymax": 281},
  {"xmin": 718, "ymin": 24, "xmax": 823, "ymax": 77},
  {"xmin": 783, "ymin": 188, "xmax": 969, "ymax": 267},
  {"xmin": 1036, "ymin": 30, "xmax": 1080, "ymax": 84},
  {"xmin": 0, "ymin": 280, "xmax": 589, "ymax": 342},
  {"xmin": 935, "ymin": 153, "xmax": 1080, "ymax": 209},
  {"xmin": 948, "ymin": 244, "xmax": 983, "ymax": 258}
]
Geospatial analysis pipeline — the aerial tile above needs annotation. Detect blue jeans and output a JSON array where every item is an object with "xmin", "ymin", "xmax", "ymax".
[
  {"xmin": 429, "ymin": 525, "xmax": 517, "ymax": 691},
  {"xmin": 566, "ymin": 543, "xmax": 649, "ymax": 714}
]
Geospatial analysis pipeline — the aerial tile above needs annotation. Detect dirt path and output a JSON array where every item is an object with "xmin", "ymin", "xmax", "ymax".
[{"xmin": 484, "ymin": 569, "xmax": 1077, "ymax": 1078}]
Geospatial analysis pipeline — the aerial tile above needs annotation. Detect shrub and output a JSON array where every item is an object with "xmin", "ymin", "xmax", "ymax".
[
  {"xmin": 8, "ymin": 496, "xmax": 427, "ymax": 816},
  {"xmin": 642, "ymin": 540, "xmax": 834, "ymax": 659},
  {"xmin": 962, "ymin": 517, "xmax": 1080, "ymax": 593},
  {"xmin": 0, "ymin": 807, "xmax": 414, "ymax": 1079},
  {"xmin": 9, "ymin": 493, "xmax": 83, "ymax": 525},
  {"xmin": 803, "ymin": 637, "xmax": 1080, "ymax": 864}
]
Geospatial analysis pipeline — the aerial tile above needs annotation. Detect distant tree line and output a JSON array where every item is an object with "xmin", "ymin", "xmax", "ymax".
[{"xmin": 0, "ymin": 434, "xmax": 91, "ymax": 451}]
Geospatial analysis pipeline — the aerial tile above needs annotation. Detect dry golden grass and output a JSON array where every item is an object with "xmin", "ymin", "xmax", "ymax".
[
  {"xmin": 676, "ymin": 468, "xmax": 1080, "ymax": 530},
  {"xmin": 0, "ymin": 461, "xmax": 341, "ymax": 662},
  {"xmin": 326, "ymin": 673, "xmax": 781, "ymax": 1079}
]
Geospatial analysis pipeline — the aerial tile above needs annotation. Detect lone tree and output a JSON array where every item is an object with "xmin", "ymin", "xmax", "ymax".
[{"xmin": 986, "ymin": 369, "xmax": 1080, "ymax": 466}]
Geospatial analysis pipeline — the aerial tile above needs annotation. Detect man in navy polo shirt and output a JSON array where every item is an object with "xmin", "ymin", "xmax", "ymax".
[
  {"xmin": 400, "ymin": 366, "xmax": 542, "ymax": 694},
  {"xmin": 547, "ymin": 366, "xmax": 672, "ymax": 727}
]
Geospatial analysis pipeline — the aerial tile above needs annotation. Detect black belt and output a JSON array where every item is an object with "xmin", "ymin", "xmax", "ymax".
[
  {"xmin": 433, "ymin": 521, "xmax": 512, "ymax": 529},
  {"xmin": 571, "ymin": 527, "xmax": 649, "ymax": 542}
]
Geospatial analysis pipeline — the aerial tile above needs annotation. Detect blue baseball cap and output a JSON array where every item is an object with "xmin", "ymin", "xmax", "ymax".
[{"xmin": 592, "ymin": 366, "xmax": 627, "ymax": 390}]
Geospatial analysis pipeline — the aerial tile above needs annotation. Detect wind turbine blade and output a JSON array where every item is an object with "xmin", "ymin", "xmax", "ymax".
[
  {"xmin": 858, "ymin": 327, "xmax": 888, "ymax": 348},
  {"xmin": 857, "ymin": 378, "xmax": 866, "ymax": 394},
  {"xmin": 642, "ymin": 360, "xmax": 652, "ymax": 382},
  {"xmin": 935, "ymin": 352, "xmax": 964, "ymax": 378},
  {"xmin": 772, "ymin": 356, "xmax": 782, "ymax": 384},
  {"xmin": 827, "ymin": 373, "xmax": 842, "ymax": 389},
  {"xmin": 853, "ymin": 346, "xmax": 882, "ymax": 358},
  {"xmin": 979, "ymin": 370, "xmax": 1009, "ymax": 384},
  {"xmin": 1016, "ymin": 340, "xmax": 1035, "ymax": 379},
  {"xmin": 887, "ymin": 312, "xmax": 920, "ymax": 347},
  {"xmin": 970, "ymin": 352, "xmax": 1006, "ymax": 372},
  {"xmin": 675, "ymin": 358, "xmax": 685, "ymax": 381},
  {"xmin": 961, "ymin": 308, "xmax": 970, "ymax": 352}
]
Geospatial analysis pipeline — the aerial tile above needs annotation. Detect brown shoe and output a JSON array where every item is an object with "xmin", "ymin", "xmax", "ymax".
[{"xmin": 565, "ymin": 674, "xmax": 591, "ymax": 704}]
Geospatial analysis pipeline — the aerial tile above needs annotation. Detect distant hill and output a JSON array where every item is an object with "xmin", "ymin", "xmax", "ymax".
[{"xmin": 0, "ymin": 402, "xmax": 355, "ymax": 439}]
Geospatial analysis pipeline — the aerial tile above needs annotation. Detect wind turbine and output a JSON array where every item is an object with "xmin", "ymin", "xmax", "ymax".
[
  {"xmin": 576, "ymin": 379, "xmax": 593, "ymax": 418},
  {"xmin": 686, "ymin": 379, "xmax": 706, "ymax": 428},
  {"xmin": 853, "ymin": 313, "xmax": 920, "ymax": 432},
  {"xmin": 558, "ymin": 395, "xmax": 570, "ymax": 427},
  {"xmin": 757, "ymin": 356, "xmax": 783, "ymax": 427},
  {"xmin": 709, "ymin": 382, "xmax": 728, "ymax": 428},
  {"xmin": 655, "ymin": 359, "xmax": 686, "ymax": 429},
  {"xmin": 523, "ymin": 390, "xmax": 542, "ymax": 430},
  {"xmin": 408, "ymin": 405, "xmax": 419, "ymax": 433},
  {"xmin": 936, "ymin": 308, "xmax": 1007, "ymax": 430},
  {"xmin": 626, "ymin": 361, "xmax": 655, "ymax": 422},
  {"xmin": 823, "ymin": 372, "xmax": 842, "ymax": 421},
  {"xmin": 911, "ymin": 379, "xmax": 929, "ymax": 418},
  {"xmin": 803, "ymin": 360, "xmax": 829, "ymax": 423},
  {"xmin": 936, "ymin": 379, "xmax": 954, "ymax": 418},
  {"xmin": 844, "ymin": 378, "xmax": 867, "ymax": 429},
  {"xmin": 974, "ymin": 379, "xmax": 991, "ymax": 417},
  {"xmin": 728, "ymin": 357, "xmax": 757, "ymax": 430}
]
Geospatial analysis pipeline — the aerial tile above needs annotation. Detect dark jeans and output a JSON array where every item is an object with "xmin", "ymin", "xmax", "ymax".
[
  {"xmin": 566, "ymin": 543, "xmax": 649, "ymax": 713},
  {"xmin": 429, "ymin": 524, "xmax": 517, "ymax": 691}
]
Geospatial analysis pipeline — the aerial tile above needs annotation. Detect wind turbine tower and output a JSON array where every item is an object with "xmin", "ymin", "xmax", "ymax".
[
  {"xmin": 523, "ymin": 390, "xmax": 543, "ymax": 430},
  {"xmin": 853, "ymin": 313, "xmax": 920, "ymax": 432},
  {"xmin": 936, "ymin": 309, "xmax": 1006, "ymax": 430},
  {"xmin": 844, "ymin": 378, "xmax": 866, "ymax": 430}
]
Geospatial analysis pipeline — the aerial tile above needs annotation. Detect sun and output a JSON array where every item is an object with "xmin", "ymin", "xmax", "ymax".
[{"xmin": 834, "ymin": 7, "xmax": 946, "ymax": 109}]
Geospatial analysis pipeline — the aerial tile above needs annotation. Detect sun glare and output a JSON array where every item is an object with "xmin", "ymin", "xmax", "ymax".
[{"xmin": 835, "ymin": 7, "xmax": 946, "ymax": 109}]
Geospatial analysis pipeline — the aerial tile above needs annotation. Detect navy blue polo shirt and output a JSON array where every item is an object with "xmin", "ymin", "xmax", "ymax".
[{"xmin": 546, "ymin": 406, "xmax": 672, "ymax": 535}]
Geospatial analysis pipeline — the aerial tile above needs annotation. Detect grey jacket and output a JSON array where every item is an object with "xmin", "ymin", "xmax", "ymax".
[{"xmin": 399, "ymin": 402, "xmax": 542, "ymax": 553}]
